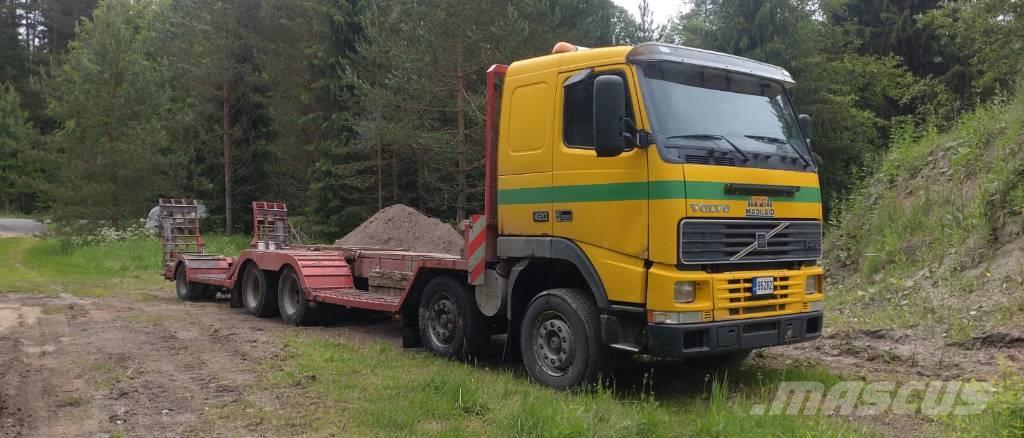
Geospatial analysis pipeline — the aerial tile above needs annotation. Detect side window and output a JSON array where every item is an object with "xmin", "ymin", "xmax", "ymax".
[{"xmin": 562, "ymin": 71, "xmax": 634, "ymax": 148}]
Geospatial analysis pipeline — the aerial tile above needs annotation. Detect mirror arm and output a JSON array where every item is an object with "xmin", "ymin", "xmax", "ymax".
[
  {"xmin": 621, "ymin": 117, "xmax": 650, "ymax": 150},
  {"xmin": 637, "ymin": 131, "xmax": 652, "ymax": 148}
]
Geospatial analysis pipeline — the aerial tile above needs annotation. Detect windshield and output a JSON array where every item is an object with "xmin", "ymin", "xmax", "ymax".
[{"xmin": 638, "ymin": 62, "xmax": 814, "ymax": 170}]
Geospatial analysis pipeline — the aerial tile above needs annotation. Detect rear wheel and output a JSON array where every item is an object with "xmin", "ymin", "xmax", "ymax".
[
  {"xmin": 520, "ymin": 288, "xmax": 609, "ymax": 389},
  {"xmin": 241, "ymin": 264, "xmax": 278, "ymax": 317},
  {"xmin": 278, "ymin": 267, "xmax": 322, "ymax": 325},
  {"xmin": 418, "ymin": 276, "xmax": 489, "ymax": 360},
  {"xmin": 175, "ymin": 265, "xmax": 203, "ymax": 301}
]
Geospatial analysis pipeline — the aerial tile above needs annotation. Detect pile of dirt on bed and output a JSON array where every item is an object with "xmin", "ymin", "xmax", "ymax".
[{"xmin": 335, "ymin": 204, "xmax": 464, "ymax": 255}]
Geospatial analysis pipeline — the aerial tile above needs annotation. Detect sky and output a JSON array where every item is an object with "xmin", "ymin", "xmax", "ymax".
[{"xmin": 611, "ymin": 0, "xmax": 686, "ymax": 25}]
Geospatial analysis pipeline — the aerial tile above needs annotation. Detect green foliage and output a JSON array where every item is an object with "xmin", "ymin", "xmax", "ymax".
[
  {"xmin": 304, "ymin": 0, "xmax": 374, "ymax": 239},
  {"xmin": 46, "ymin": 0, "xmax": 184, "ymax": 227},
  {"xmin": 923, "ymin": 0, "xmax": 1024, "ymax": 105},
  {"xmin": 0, "ymin": 83, "xmax": 48, "ymax": 213}
]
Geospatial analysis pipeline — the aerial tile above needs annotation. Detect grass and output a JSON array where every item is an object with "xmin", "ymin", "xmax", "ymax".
[
  {"xmin": 938, "ymin": 368, "xmax": 1024, "ymax": 436},
  {"xmin": 199, "ymin": 333, "xmax": 871, "ymax": 437},
  {"xmin": 0, "ymin": 234, "xmax": 250, "ymax": 296}
]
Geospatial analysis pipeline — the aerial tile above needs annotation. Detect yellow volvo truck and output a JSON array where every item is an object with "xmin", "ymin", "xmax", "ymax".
[
  {"xmin": 480, "ymin": 42, "xmax": 823, "ymax": 388},
  {"xmin": 166, "ymin": 41, "xmax": 824, "ymax": 391}
]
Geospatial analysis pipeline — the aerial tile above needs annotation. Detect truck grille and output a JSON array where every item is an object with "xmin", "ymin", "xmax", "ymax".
[
  {"xmin": 679, "ymin": 219, "xmax": 821, "ymax": 264},
  {"xmin": 713, "ymin": 273, "xmax": 805, "ymax": 320}
]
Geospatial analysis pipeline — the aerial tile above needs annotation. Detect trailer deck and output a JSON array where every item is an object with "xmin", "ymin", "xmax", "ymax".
[{"xmin": 161, "ymin": 200, "xmax": 468, "ymax": 317}]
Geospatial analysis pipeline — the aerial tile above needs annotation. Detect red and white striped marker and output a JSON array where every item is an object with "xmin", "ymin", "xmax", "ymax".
[{"xmin": 466, "ymin": 214, "xmax": 487, "ymax": 285}]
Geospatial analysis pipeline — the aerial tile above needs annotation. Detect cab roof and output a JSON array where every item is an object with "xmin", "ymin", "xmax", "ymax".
[{"xmin": 506, "ymin": 42, "xmax": 795, "ymax": 87}]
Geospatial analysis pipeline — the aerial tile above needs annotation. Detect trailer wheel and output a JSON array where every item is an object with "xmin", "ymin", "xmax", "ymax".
[
  {"xmin": 174, "ymin": 265, "xmax": 203, "ymax": 301},
  {"xmin": 520, "ymin": 288, "xmax": 609, "ymax": 390},
  {"xmin": 278, "ymin": 267, "xmax": 321, "ymax": 326},
  {"xmin": 418, "ymin": 276, "xmax": 489, "ymax": 360},
  {"xmin": 241, "ymin": 264, "xmax": 278, "ymax": 317}
]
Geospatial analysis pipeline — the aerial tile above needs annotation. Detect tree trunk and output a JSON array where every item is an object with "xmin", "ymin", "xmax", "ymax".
[
  {"xmin": 391, "ymin": 149, "xmax": 398, "ymax": 203},
  {"xmin": 377, "ymin": 139, "xmax": 383, "ymax": 211},
  {"xmin": 455, "ymin": 37, "xmax": 467, "ymax": 223},
  {"xmin": 222, "ymin": 80, "xmax": 233, "ymax": 234},
  {"xmin": 415, "ymin": 146, "xmax": 425, "ymax": 211}
]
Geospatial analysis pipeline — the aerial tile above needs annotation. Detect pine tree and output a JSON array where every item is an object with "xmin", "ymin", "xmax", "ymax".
[
  {"xmin": 304, "ymin": 0, "xmax": 375, "ymax": 239},
  {"xmin": 0, "ymin": 83, "xmax": 46, "ymax": 213},
  {"xmin": 152, "ymin": 0, "xmax": 278, "ymax": 234},
  {"xmin": 46, "ymin": 0, "xmax": 182, "ymax": 226}
]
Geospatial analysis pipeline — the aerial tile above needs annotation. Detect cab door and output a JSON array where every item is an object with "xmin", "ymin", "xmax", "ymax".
[{"xmin": 552, "ymin": 66, "xmax": 649, "ymax": 304}]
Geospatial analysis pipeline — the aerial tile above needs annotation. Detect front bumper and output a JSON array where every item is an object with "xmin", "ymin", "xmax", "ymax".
[{"xmin": 645, "ymin": 311, "xmax": 823, "ymax": 357}]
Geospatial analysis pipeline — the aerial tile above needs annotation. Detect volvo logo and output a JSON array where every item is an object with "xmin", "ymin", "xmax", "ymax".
[
  {"xmin": 689, "ymin": 203, "xmax": 730, "ymax": 214},
  {"xmin": 731, "ymin": 222, "xmax": 790, "ymax": 261}
]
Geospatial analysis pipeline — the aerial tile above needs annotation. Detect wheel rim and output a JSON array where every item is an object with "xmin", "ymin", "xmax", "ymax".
[
  {"xmin": 243, "ymin": 270, "xmax": 260, "ymax": 309},
  {"xmin": 175, "ymin": 268, "xmax": 189, "ymax": 297},
  {"xmin": 280, "ymin": 274, "xmax": 300, "ymax": 316},
  {"xmin": 534, "ymin": 310, "xmax": 575, "ymax": 377},
  {"xmin": 426, "ymin": 292, "xmax": 458, "ymax": 348}
]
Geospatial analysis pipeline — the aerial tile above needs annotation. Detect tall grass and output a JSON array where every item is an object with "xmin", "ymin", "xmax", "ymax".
[{"xmin": 0, "ymin": 234, "xmax": 250, "ymax": 296}]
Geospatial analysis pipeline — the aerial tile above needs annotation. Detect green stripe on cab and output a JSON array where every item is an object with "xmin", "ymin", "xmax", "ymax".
[{"xmin": 497, "ymin": 181, "xmax": 820, "ymax": 204}]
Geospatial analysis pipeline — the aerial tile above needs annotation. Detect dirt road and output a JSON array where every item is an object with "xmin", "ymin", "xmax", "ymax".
[
  {"xmin": 0, "ymin": 287, "xmax": 1021, "ymax": 437},
  {"xmin": 0, "ymin": 291, "xmax": 399, "ymax": 437}
]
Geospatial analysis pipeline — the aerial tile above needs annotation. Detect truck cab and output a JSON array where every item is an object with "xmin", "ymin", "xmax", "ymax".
[{"xmin": 488, "ymin": 42, "xmax": 823, "ymax": 387}]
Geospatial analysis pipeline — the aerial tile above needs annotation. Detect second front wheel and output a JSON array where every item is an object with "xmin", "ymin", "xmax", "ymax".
[{"xmin": 418, "ymin": 276, "xmax": 489, "ymax": 360}]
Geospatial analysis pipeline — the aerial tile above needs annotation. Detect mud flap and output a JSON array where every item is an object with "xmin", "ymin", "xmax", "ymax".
[
  {"xmin": 501, "ymin": 318, "xmax": 521, "ymax": 362},
  {"xmin": 402, "ymin": 318, "xmax": 422, "ymax": 348}
]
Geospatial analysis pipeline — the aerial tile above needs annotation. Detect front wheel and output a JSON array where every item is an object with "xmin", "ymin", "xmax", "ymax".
[{"xmin": 520, "ymin": 288, "xmax": 609, "ymax": 390}]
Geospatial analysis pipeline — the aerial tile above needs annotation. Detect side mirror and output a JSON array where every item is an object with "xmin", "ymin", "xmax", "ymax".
[
  {"xmin": 593, "ymin": 75, "xmax": 626, "ymax": 157},
  {"xmin": 798, "ymin": 114, "xmax": 813, "ymax": 142}
]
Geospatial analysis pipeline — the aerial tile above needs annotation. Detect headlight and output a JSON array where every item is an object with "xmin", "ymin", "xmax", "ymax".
[
  {"xmin": 805, "ymin": 275, "xmax": 821, "ymax": 294},
  {"xmin": 674, "ymin": 281, "xmax": 696, "ymax": 303}
]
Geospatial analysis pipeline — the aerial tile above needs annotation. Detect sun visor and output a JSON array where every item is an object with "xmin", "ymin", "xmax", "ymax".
[{"xmin": 627, "ymin": 43, "xmax": 795, "ymax": 87}]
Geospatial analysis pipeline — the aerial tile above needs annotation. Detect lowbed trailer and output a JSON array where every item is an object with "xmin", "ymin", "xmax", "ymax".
[
  {"xmin": 162, "ymin": 200, "xmax": 472, "ymax": 345},
  {"xmin": 165, "ymin": 41, "xmax": 826, "ymax": 390}
]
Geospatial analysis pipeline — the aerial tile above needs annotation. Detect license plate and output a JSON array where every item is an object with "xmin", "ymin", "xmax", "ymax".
[{"xmin": 751, "ymin": 277, "xmax": 775, "ymax": 296}]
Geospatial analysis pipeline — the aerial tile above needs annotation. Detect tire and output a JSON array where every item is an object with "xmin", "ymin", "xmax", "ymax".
[
  {"xmin": 520, "ymin": 288, "xmax": 610, "ymax": 390},
  {"xmin": 418, "ymin": 276, "xmax": 489, "ymax": 361},
  {"xmin": 278, "ymin": 267, "xmax": 322, "ymax": 326},
  {"xmin": 241, "ymin": 264, "xmax": 278, "ymax": 317},
  {"xmin": 175, "ymin": 264, "xmax": 204, "ymax": 301}
]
